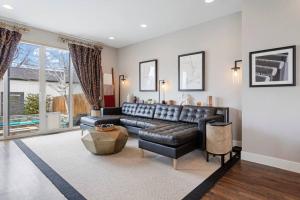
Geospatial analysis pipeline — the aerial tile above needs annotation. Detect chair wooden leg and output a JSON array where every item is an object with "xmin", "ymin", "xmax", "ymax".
[
  {"xmin": 173, "ymin": 159, "xmax": 177, "ymax": 170},
  {"xmin": 140, "ymin": 149, "xmax": 144, "ymax": 158}
]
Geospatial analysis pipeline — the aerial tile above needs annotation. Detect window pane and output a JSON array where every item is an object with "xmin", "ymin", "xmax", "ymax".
[
  {"xmin": 45, "ymin": 47, "xmax": 70, "ymax": 129},
  {"xmin": 72, "ymin": 65, "xmax": 90, "ymax": 126},
  {"xmin": 12, "ymin": 43, "xmax": 39, "ymax": 68},
  {"xmin": 9, "ymin": 43, "xmax": 40, "ymax": 135}
]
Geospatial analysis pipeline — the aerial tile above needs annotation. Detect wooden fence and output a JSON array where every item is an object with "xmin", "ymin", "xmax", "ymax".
[{"xmin": 52, "ymin": 94, "xmax": 90, "ymax": 116}]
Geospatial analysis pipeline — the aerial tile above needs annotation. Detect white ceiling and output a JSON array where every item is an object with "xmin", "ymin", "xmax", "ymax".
[{"xmin": 0, "ymin": 0, "xmax": 241, "ymax": 48}]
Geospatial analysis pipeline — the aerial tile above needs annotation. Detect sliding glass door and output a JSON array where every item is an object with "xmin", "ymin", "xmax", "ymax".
[
  {"xmin": 9, "ymin": 43, "xmax": 40, "ymax": 136},
  {"xmin": 72, "ymin": 65, "xmax": 90, "ymax": 126},
  {"xmin": 45, "ymin": 47, "xmax": 70, "ymax": 131},
  {"xmin": 0, "ymin": 42, "xmax": 79, "ymax": 139}
]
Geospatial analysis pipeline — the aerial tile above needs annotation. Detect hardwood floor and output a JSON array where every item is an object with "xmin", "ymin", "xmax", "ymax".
[
  {"xmin": 202, "ymin": 160, "xmax": 300, "ymax": 200},
  {"xmin": 0, "ymin": 141, "xmax": 65, "ymax": 200}
]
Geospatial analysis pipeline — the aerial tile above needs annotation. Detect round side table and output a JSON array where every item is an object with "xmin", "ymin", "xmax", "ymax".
[{"xmin": 206, "ymin": 122, "xmax": 232, "ymax": 166}]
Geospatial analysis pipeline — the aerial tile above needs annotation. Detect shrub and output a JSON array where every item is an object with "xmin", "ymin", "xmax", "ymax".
[{"xmin": 24, "ymin": 94, "xmax": 52, "ymax": 115}]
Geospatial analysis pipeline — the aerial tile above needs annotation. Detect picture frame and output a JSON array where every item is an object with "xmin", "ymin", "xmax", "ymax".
[
  {"xmin": 249, "ymin": 46, "xmax": 296, "ymax": 87},
  {"xmin": 139, "ymin": 59, "xmax": 157, "ymax": 91},
  {"xmin": 178, "ymin": 51, "xmax": 205, "ymax": 91}
]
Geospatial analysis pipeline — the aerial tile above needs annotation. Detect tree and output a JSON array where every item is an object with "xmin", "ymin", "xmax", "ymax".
[
  {"xmin": 46, "ymin": 49, "xmax": 70, "ymax": 114},
  {"xmin": 24, "ymin": 94, "xmax": 52, "ymax": 115},
  {"xmin": 13, "ymin": 44, "xmax": 38, "ymax": 68}
]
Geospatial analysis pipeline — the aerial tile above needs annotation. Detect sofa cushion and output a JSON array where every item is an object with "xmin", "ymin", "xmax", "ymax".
[
  {"xmin": 139, "ymin": 124, "xmax": 198, "ymax": 146},
  {"xmin": 120, "ymin": 115, "xmax": 139, "ymax": 127},
  {"xmin": 179, "ymin": 106, "xmax": 217, "ymax": 123},
  {"xmin": 122, "ymin": 103, "xmax": 138, "ymax": 116},
  {"xmin": 153, "ymin": 104, "xmax": 182, "ymax": 122},
  {"xmin": 120, "ymin": 115, "xmax": 170, "ymax": 129},
  {"xmin": 80, "ymin": 115, "xmax": 121, "ymax": 126},
  {"xmin": 136, "ymin": 118, "xmax": 172, "ymax": 129},
  {"xmin": 134, "ymin": 104, "xmax": 156, "ymax": 118}
]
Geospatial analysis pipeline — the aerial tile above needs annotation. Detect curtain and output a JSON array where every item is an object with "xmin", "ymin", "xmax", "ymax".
[
  {"xmin": 68, "ymin": 43, "xmax": 104, "ymax": 110},
  {"xmin": 0, "ymin": 28, "xmax": 22, "ymax": 78}
]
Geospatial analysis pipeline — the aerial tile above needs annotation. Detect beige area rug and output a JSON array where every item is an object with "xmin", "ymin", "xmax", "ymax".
[{"xmin": 22, "ymin": 130, "xmax": 221, "ymax": 200}]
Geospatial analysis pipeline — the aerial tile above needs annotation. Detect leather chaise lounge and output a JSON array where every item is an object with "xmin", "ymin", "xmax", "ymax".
[{"xmin": 80, "ymin": 103, "xmax": 229, "ymax": 169}]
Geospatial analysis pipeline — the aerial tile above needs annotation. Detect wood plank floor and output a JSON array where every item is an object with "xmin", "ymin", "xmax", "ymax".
[
  {"xmin": 0, "ymin": 141, "xmax": 65, "ymax": 200},
  {"xmin": 202, "ymin": 160, "xmax": 300, "ymax": 200}
]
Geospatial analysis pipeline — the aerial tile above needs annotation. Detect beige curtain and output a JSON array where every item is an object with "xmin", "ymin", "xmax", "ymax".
[{"xmin": 68, "ymin": 43, "xmax": 104, "ymax": 110}]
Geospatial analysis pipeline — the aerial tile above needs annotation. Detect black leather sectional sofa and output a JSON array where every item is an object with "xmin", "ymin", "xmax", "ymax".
[{"xmin": 81, "ymin": 103, "xmax": 229, "ymax": 169}]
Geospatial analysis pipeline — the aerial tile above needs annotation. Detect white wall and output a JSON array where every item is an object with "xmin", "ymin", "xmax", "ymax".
[
  {"xmin": 242, "ymin": 0, "xmax": 300, "ymax": 165},
  {"xmin": 117, "ymin": 13, "xmax": 242, "ymax": 141},
  {"xmin": 0, "ymin": 80, "xmax": 82, "ymax": 97}
]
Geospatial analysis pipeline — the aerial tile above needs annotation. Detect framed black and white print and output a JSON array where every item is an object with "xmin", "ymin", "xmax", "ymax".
[
  {"xmin": 139, "ymin": 59, "xmax": 157, "ymax": 91},
  {"xmin": 249, "ymin": 46, "xmax": 296, "ymax": 87},
  {"xmin": 178, "ymin": 51, "xmax": 205, "ymax": 91}
]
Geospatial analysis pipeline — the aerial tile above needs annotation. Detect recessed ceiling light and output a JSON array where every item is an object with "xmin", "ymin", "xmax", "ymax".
[
  {"xmin": 2, "ymin": 4, "xmax": 14, "ymax": 10},
  {"xmin": 140, "ymin": 24, "xmax": 147, "ymax": 28},
  {"xmin": 204, "ymin": 0, "xmax": 215, "ymax": 3},
  {"xmin": 108, "ymin": 36, "xmax": 115, "ymax": 40}
]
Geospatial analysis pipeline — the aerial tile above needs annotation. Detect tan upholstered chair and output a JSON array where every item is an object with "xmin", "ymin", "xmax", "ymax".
[{"xmin": 206, "ymin": 122, "xmax": 232, "ymax": 166}]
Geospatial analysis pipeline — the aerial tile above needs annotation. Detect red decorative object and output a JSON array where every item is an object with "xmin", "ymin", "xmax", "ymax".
[{"xmin": 104, "ymin": 95, "xmax": 115, "ymax": 107}]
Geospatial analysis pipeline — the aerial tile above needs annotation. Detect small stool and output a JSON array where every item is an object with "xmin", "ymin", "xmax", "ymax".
[{"xmin": 206, "ymin": 122, "xmax": 232, "ymax": 166}]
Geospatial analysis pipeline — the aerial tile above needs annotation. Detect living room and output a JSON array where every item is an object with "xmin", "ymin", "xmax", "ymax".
[{"xmin": 0, "ymin": 0, "xmax": 299, "ymax": 200}]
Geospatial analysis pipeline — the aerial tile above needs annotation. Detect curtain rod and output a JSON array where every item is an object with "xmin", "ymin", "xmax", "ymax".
[
  {"xmin": 0, "ymin": 21, "xmax": 29, "ymax": 33},
  {"xmin": 59, "ymin": 36, "xmax": 103, "ymax": 50}
]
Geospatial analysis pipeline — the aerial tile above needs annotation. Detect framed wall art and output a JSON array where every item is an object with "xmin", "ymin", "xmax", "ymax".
[
  {"xmin": 249, "ymin": 46, "xmax": 296, "ymax": 87},
  {"xmin": 139, "ymin": 59, "xmax": 157, "ymax": 91},
  {"xmin": 178, "ymin": 51, "xmax": 205, "ymax": 91}
]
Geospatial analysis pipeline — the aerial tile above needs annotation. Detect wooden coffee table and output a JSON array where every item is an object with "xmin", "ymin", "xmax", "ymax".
[{"xmin": 81, "ymin": 126, "xmax": 128, "ymax": 155}]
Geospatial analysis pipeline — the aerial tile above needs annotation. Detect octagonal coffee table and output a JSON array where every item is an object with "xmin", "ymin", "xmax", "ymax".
[{"xmin": 81, "ymin": 126, "xmax": 128, "ymax": 155}]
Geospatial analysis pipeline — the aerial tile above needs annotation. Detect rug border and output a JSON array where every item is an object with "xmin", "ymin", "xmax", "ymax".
[
  {"xmin": 14, "ymin": 139, "xmax": 87, "ymax": 200},
  {"xmin": 14, "ymin": 138, "xmax": 240, "ymax": 200}
]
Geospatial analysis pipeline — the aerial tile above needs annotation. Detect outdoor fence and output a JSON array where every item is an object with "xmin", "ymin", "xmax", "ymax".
[{"xmin": 52, "ymin": 94, "xmax": 90, "ymax": 116}]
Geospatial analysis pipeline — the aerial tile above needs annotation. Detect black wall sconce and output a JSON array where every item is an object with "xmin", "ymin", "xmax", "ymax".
[
  {"xmin": 158, "ymin": 80, "xmax": 166, "ymax": 104},
  {"xmin": 119, "ymin": 75, "xmax": 126, "ymax": 106},
  {"xmin": 231, "ymin": 60, "xmax": 242, "ymax": 84}
]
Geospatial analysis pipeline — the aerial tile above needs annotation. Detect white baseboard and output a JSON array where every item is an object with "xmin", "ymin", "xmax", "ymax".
[
  {"xmin": 233, "ymin": 140, "xmax": 242, "ymax": 147},
  {"xmin": 242, "ymin": 151, "xmax": 300, "ymax": 173}
]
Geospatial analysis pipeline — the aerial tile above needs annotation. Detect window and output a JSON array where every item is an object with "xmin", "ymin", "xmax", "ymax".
[
  {"xmin": 0, "ymin": 42, "xmax": 84, "ymax": 138},
  {"xmin": 9, "ymin": 43, "xmax": 40, "ymax": 135},
  {"xmin": 72, "ymin": 65, "xmax": 90, "ymax": 126},
  {"xmin": 45, "ymin": 47, "xmax": 70, "ymax": 129}
]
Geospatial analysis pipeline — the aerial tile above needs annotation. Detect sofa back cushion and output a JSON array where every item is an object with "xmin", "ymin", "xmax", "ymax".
[
  {"xmin": 179, "ymin": 106, "xmax": 217, "ymax": 123},
  {"xmin": 122, "ymin": 103, "xmax": 138, "ymax": 116},
  {"xmin": 134, "ymin": 104, "xmax": 156, "ymax": 118},
  {"xmin": 154, "ymin": 104, "xmax": 182, "ymax": 122}
]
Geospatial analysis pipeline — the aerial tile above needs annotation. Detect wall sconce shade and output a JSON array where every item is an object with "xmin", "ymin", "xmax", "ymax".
[
  {"xmin": 120, "ymin": 75, "xmax": 126, "ymax": 85},
  {"xmin": 231, "ymin": 60, "xmax": 242, "ymax": 84},
  {"xmin": 158, "ymin": 80, "xmax": 166, "ymax": 104}
]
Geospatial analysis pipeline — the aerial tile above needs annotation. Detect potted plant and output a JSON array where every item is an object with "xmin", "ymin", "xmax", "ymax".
[{"xmin": 90, "ymin": 98, "xmax": 103, "ymax": 117}]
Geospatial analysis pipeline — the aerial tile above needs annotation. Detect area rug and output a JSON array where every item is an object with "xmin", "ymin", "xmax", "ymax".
[{"xmin": 20, "ymin": 130, "xmax": 222, "ymax": 200}]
